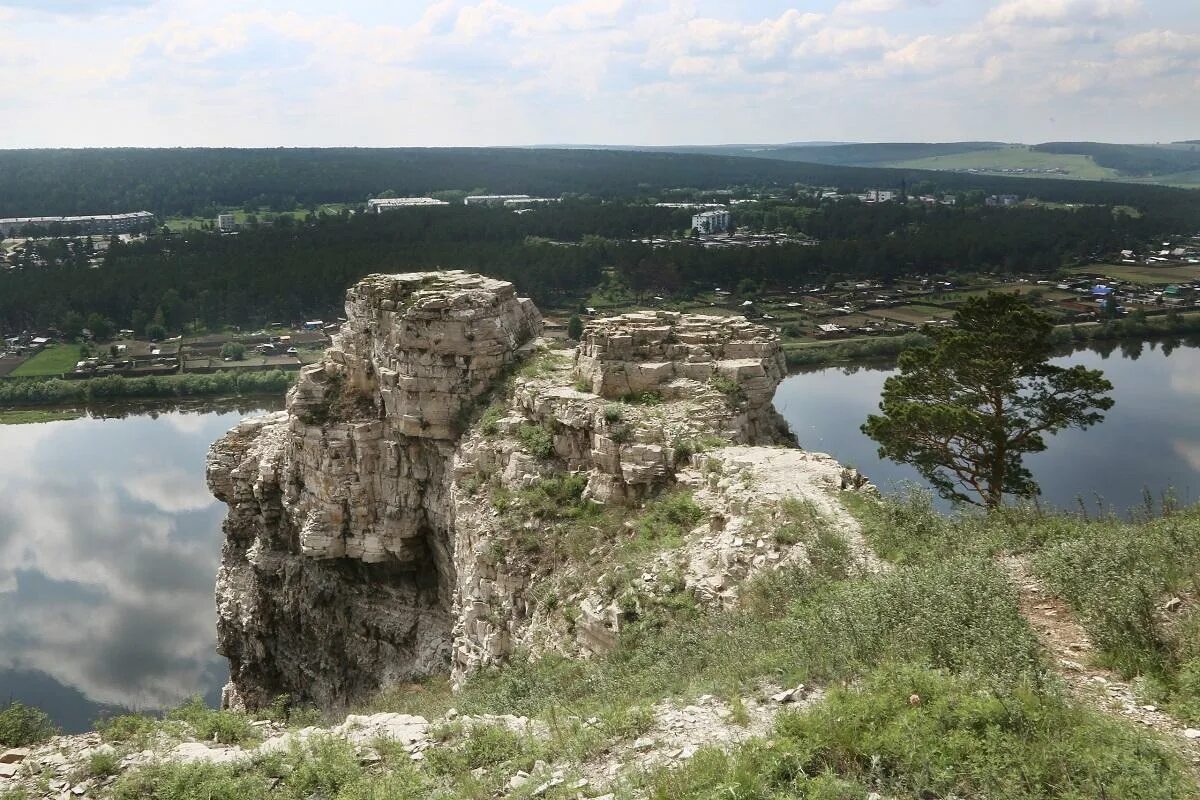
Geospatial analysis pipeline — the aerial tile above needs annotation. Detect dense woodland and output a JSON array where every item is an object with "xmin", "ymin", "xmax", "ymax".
[
  {"xmin": 0, "ymin": 192, "xmax": 1187, "ymax": 335},
  {"xmin": 3, "ymin": 147, "xmax": 1200, "ymax": 218}
]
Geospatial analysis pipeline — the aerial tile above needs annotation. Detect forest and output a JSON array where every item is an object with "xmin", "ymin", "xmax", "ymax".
[
  {"xmin": 1, "ymin": 190, "xmax": 1189, "ymax": 336},
  {"xmin": 3, "ymin": 147, "xmax": 1200, "ymax": 218}
]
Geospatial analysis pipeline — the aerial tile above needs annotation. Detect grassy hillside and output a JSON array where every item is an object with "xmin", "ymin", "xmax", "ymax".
[
  {"xmin": 671, "ymin": 141, "xmax": 1009, "ymax": 165},
  {"xmin": 886, "ymin": 144, "xmax": 1123, "ymax": 180},
  {"xmin": 1035, "ymin": 142, "xmax": 1200, "ymax": 176},
  {"xmin": 641, "ymin": 141, "xmax": 1200, "ymax": 188},
  {"xmin": 6, "ymin": 493, "xmax": 1198, "ymax": 799}
]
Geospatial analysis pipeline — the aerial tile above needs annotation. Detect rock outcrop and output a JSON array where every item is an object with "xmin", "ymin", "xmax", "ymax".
[
  {"xmin": 207, "ymin": 272, "xmax": 540, "ymax": 710},
  {"xmin": 208, "ymin": 271, "xmax": 867, "ymax": 711}
]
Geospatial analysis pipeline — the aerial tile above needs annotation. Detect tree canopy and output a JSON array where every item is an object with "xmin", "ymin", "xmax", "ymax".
[{"xmin": 862, "ymin": 293, "xmax": 1115, "ymax": 508}]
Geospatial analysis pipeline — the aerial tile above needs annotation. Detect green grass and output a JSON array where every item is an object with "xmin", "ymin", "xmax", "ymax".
[
  {"xmin": 886, "ymin": 145, "xmax": 1123, "ymax": 181},
  {"xmin": 848, "ymin": 492, "xmax": 1200, "ymax": 724},
  {"xmin": 386, "ymin": 555, "xmax": 1043, "ymax": 723},
  {"xmin": 0, "ymin": 408, "xmax": 83, "ymax": 424},
  {"xmin": 163, "ymin": 205, "xmax": 349, "ymax": 232},
  {"xmin": 1034, "ymin": 507, "xmax": 1200, "ymax": 718},
  {"xmin": 647, "ymin": 664, "xmax": 1195, "ymax": 800},
  {"xmin": 8, "ymin": 344, "xmax": 82, "ymax": 377}
]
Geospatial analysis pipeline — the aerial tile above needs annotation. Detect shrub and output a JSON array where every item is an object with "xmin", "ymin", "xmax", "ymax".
[
  {"xmin": 566, "ymin": 315, "xmax": 584, "ymax": 341},
  {"xmin": 621, "ymin": 391, "xmax": 662, "ymax": 406},
  {"xmin": 479, "ymin": 404, "xmax": 505, "ymax": 436},
  {"xmin": 85, "ymin": 749, "xmax": 120, "ymax": 778},
  {"xmin": 513, "ymin": 474, "xmax": 592, "ymax": 520},
  {"xmin": 602, "ymin": 403, "xmax": 623, "ymax": 423},
  {"xmin": 96, "ymin": 713, "xmax": 160, "ymax": 744},
  {"xmin": 219, "ymin": 342, "xmax": 246, "ymax": 361},
  {"xmin": 283, "ymin": 735, "xmax": 363, "ymax": 799},
  {"xmin": 109, "ymin": 761, "xmax": 269, "ymax": 800},
  {"xmin": 423, "ymin": 724, "xmax": 542, "ymax": 778},
  {"xmin": 166, "ymin": 697, "xmax": 258, "ymax": 745},
  {"xmin": 333, "ymin": 770, "xmax": 429, "ymax": 800},
  {"xmin": 629, "ymin": 491, "xmax": 705, "ymax": 550},
  {"xmin": 0, "ymin": 702, "xmax": 54, "ymax": 747},
  {"xmin": 708, "ymin": 374, "xmax": 744, "ymax": 402},
  {"xmin": 517, "ymin": 423, "xmax": 555, "ymax": 459}
]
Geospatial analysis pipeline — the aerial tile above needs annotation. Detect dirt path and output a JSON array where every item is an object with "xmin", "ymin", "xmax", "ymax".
[{"xmin": 1001, "ymin": 555, "xmax": 1200, "ymax": 770}]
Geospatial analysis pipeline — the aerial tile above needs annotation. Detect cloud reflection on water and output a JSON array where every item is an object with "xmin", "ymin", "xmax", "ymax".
[{"xmin": 0, "ymin": 410, "xmax": 255, "ymax": 716}]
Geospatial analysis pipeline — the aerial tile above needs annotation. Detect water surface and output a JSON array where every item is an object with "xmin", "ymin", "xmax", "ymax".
[
  {"xmin": 773, "ymin": 342, "xmax": 1200, "ymax": 512},
  {"xmin": 0, "ymin": 401, "xmax": 279, "ymax": 732}
]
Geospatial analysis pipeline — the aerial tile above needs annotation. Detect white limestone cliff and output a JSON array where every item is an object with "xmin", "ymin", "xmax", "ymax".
[{"xmin": 207, "ymin": 271, "xmax": 870, "ymax": 711}]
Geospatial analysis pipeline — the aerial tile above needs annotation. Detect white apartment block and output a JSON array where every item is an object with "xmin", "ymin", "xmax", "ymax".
[{"xmin": 692, "ymin": 208, "xmax": 732, "ymax": 234}]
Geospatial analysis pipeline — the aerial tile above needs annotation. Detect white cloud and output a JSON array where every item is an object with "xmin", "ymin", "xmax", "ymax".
[
  {"xmin": 986, "ymin": 0, "xmax": 1140, "ymax": 26},
  {"xmin": 0, "ymin": 0, "xmax": 1197, "ymax": 147},
  {"xmin": 1116, "ymin": 29, "xmax": 1200, "ymax": 55}
]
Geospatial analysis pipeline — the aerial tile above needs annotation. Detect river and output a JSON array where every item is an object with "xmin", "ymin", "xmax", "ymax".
[
  {"xmin": 0, "ymin": 400, "xmax": 280, "ymax": 733},
  {"xmin": 2, "ymin": 343, "xmax": 1198, "ymax": 732},
  {"xmin": 774, "ymin": 341, "xmax": 1200, "ymax": 512}
]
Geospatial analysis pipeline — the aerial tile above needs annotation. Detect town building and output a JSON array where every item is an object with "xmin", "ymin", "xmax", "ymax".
[
  {"xmin": 502, "ymin": 197, "xmax": 560, "ymax": 208},
  {"xmin": 692, "ymin": 208, "xmax": 732, "ymax": 234},
  {"xmin": 0, "ymin": 211, "xmax": 155, "ymax": 237},
  {"xmin": 986, "ymin": 194, "xmax": 1021, "ymax": 207},
  {"xmin": 861, "ymin": 190, "xmax": 896, "ymax": 203},
  {"xmin": 367, "ymin": 198, "xmax": 450, "ymax": 212},
  {"xmin": 217, "ymin": 214, "xmax": 236, "ymax": 232},
  {"xmin": 464, "ymin": 195, "xmax": 532, "ymax": 207}
]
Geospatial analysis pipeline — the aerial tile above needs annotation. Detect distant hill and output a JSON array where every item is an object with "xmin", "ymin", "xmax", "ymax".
[
  {"xmin": 623, "ymin": 140, "xmax": 1200, "ymax": 189},
  {"xmin": 1032, "ymin": 142, "xmax": 1200, "ymax": 177},
  {"xmin": 672, "ymin": 142, "xmax": 1010, "ymax": 166},
  {"xmin": 1, "ymin": 146, "xmax": 1197, "ymax": 219}
]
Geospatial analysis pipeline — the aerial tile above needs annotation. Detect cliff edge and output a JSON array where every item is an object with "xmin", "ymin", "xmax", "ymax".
[{"xmin": 207, "ymin": 271, "xmax": 872, "ymax": 711}]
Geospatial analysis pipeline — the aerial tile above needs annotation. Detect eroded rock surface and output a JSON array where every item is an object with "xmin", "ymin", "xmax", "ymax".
[
  {"xmin": 208, "ymin": 272, "xmax": 868, "ymax": 711},
  {"xmin": 208, "ymin": 272, "xmax": 541, "ymax": 710}
]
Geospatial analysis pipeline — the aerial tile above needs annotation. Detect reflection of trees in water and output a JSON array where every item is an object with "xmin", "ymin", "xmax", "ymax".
[{"xmin": 83, "ymin": 396, "xmax": 285, "ymax": 421}]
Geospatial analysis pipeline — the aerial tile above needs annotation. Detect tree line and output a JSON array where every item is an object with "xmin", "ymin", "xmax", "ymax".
[
  {"xmin": 0, "ymin": 194, "xmax": 1193, "ymax": 337},
  {"xmin": 4, "ymin": 147, "xmax": 1200, "ymax": 220}
]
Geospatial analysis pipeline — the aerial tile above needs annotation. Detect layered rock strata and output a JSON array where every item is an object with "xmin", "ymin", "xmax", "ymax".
[
  {"xmin": 208, "ymin": 272, "xmax": 540, "ymax": 710},
  {"xmin": 208, "ymin": 272, "xmax": 858, "ymax": 710}
]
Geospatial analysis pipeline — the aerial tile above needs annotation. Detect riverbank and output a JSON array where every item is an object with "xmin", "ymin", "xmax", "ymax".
[
  {"xmin": 0, "ymin": 370, "xmax": 295, "ymax": 407},
  {"xmin": 782, "ymin": 311, "xmax": 1200, "ymax": 367}
]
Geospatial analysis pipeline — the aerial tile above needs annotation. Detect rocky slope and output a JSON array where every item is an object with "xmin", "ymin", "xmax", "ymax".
[{"xmin": 206, "ymin": 270, "xmax": 872, "ymax": 712}]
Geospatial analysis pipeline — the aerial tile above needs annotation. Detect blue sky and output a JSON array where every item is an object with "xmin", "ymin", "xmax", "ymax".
[{"xmin": 1, "ymin": 0, "xmax": 1196, "ymax": 147}]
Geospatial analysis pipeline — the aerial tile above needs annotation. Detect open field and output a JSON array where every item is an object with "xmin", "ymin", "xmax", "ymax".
[
  {"xmin": 164, "ymin": 204, "xmax": 350, "ymax": 232},
  {"xmin": 8, "ymin": 344, "xmax": 82, "ymax": 377},
  {"xmin": 1069, "ymin": 263, "xmax": 1200, "ymax": 285},
  {"xmin": 886, "ymin": 145, "xmax": 1122, "ymax": 181},
  {"xmin": 861, "ymin": 304, "xmax": 954, "ymax": 325}
]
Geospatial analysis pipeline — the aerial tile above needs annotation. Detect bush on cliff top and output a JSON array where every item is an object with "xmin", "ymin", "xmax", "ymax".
[
  {"xmin": 166, "ymin": 697, "xmax": 258, "ymax": 745},
  {"xmin": 0, "ymin": 702, "xmax": 55, "ymax": 747}
]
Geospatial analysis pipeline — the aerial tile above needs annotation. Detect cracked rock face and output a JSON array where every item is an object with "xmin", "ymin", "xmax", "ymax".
[
  {"xmin": 207, "ymin": 271, "xmax": 541, "ymax": 711},
  {"xmin": 207, "ymin": 272, "xmax": 812, "ymax": 711}
]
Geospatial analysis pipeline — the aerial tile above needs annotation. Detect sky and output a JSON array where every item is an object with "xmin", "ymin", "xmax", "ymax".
[{"xmin": 1, "ymin": 0, "xmax": 1197, "ymax": 148}]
